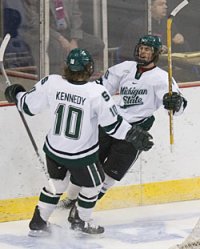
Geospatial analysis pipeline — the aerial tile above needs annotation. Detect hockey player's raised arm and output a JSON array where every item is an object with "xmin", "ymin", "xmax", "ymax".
[
  {"xmin": 16, "ymin": 76, "xmax": 50, "ymax": 115},
  {"xmin": 4, "ymin": 76, "xmax": 50, "ymax": 116}
]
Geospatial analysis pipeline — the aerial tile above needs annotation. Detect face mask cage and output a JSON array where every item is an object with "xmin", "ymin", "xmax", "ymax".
[{"xmin": 134, "ymin": 44, "xmax": 160, "ymax": 66}]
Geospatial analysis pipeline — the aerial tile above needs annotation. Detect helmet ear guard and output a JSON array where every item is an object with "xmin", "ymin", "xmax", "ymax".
[
  {"xmin": 65, "ymin": 48, "xmax": 94, "ymax": 76},
  {"xmin": 134, "ymin": 35, "xmax": 162, "ymax": 66}
]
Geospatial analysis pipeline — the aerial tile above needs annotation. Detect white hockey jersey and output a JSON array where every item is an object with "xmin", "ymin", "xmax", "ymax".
[
  {"xmin": 102, "ymin": 61, "xmax": 184, "ymax": 123},
  {"xmin": 16, "ymin": 75, "xmax": 131, "ymax": 166}
]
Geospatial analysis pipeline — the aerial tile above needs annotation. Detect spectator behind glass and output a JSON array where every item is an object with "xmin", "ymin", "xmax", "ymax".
[
  {"xmin": 3, "ymin": 0, "xmax": 104, "ymax": 76},
  {"xmin": 119, "ymin": 0, "xmax": 188, "ymax": 62},
  {"xmin": 49, "ymin": 0, "xmax": 104, "ymax": 74},
  {"xmin": 3, "ymin": 0, "xmax": 40, "ymax": 74},
  {"xmin": 168, "ymin": 0, "xmax": 200, "ymax": 52},
  {"xmin": 2, "ymin": 0, "xmax": 34, "ymax": 69}
]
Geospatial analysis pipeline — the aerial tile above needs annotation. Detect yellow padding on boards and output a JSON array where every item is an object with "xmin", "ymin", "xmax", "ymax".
[
  {"xmin": 0, "ymin": 197, "xmax": 38, "ymax": 222},
  {"xmin": 1, "ymin": 177, "xmax": 200, "ymax": 222}
]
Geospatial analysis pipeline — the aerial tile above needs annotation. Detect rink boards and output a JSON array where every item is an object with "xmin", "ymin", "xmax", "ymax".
[
  {"xmin": 1, "ymin": 86, "xmax": 200, "ymax": 222},
  {"xmin": 1, "ymin": 176, "xmax": 200, "ymax": 222}
]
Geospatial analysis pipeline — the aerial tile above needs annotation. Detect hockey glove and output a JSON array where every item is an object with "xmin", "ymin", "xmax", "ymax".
[
  {"xmin": 163, "ymin": 92, "xmax": 183, "ymax": 112},
  {"xmin": 125, "ymin": 125, "xmax": 154, "ymax": 151},
  {"xmin": 4, "ymin": 84, "xmax": 26, "ymax": 103}
]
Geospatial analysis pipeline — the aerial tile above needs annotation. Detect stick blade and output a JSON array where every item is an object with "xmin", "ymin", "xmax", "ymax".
[{"xmin": 0, "ymin": 33, "xmax": 11, "ymax": 62}]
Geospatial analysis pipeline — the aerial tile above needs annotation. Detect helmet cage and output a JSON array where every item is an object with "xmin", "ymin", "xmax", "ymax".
[
  {"xmin": 134, "ymin": 35, "xmax": 162, "ymax": 66},
  {"xmin": 134, "ymin": 44, "xmax": 160, "ymax": 66}
]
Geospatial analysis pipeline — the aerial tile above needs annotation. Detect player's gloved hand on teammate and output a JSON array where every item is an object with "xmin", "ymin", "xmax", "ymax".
[
  {"xmin": 163, "ymin": 92, "xmax": 183, "ymax": 113},
  {"xmin": 125, "ymin": 125, "xmax": 154, "ymax": 151},
  {"xmin": 4, "ymin": 84, "xmax": 26, "ymax": 103}
]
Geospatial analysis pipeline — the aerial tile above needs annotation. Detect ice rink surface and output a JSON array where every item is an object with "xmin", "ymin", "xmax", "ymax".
[{"xmin": 1, "ymin": 199, "xmax": 200, "ymax": 249}]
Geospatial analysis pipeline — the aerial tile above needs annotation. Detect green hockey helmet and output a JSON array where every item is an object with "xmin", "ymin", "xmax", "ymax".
[
  {"xmin": 65, "ymin": 48, "xmax": 94, "ymax": 74},
  {"xmin": 134, "ymin": 35, "xmax": 162, "ymax": 66},
  {"xmin": 139, "ymin": 35, "xmax": 162, "ymax": 50}
]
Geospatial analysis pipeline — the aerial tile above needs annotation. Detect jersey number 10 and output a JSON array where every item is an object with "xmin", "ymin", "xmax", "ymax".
[{"xmin": 54, "ymin": 104, "xmax": 83, "ymax": 140}]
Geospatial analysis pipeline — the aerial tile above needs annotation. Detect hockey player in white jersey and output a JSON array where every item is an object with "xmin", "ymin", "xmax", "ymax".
[
  {"xmin": 4, "ymin": 48, "xmax": 153, "ymax": 236},
  {"xmin": 58, "ymin": 35, "xmax": 187, "ymax": 213},
  {"xmin": 97, "ymin": 35, "xmax": 186, "ymax": 198}
]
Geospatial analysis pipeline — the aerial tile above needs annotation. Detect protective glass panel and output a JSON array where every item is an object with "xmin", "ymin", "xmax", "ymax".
[
  {"xmin": 0, "ymin": 0, "xmax": 39, "ymax": 101},
  {"xmin": 48, "ymin": 0, "xmax": 104, "ymax": 75},
  {"xmin": 107, "ymin": 0, "xmax": 200, "ymax": 83},
  {"xmin": 0, "ymin": 0, "xmax": 200, "ymax": 102}
]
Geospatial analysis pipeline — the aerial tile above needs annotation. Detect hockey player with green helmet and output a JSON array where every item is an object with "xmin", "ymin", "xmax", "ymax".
[
  {"xmin": 4, "ymin": 48, "xmax": 153, "ymax": 236},
  {"xmin": 97, "ymin": 34, "xmax": 187, "ymax": 198},
  {"xmin": 57, "ymin": 35, "xmax": 187, "ymax": 215}
]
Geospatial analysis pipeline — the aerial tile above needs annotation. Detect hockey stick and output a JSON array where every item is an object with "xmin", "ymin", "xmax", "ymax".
[
  {"xmin": 0, "ymin": 34, "xmax": 56, "ymax": 194},
  {"xmin": 167, "ymin": 0, "xmax": 190, "ymax": 152}
]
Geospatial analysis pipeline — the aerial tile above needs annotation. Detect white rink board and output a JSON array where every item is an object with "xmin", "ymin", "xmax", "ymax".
[{"xmin": 0, "ymin": 87, "xmax": 199, "ymax": 199}]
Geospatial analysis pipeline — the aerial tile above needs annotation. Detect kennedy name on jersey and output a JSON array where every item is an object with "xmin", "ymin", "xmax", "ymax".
[
  {"xmin": 120, "ymin": 86, "xmax": 147, "ymax": 107},
  {"xmin": 56, "ymin": 91, "xmax": 86, "ymax": 105}
]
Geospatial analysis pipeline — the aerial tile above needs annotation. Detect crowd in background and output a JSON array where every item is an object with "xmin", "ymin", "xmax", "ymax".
[{"xmin": 1, "ymin": 0, "xmax": 200, "ymax": 83}]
